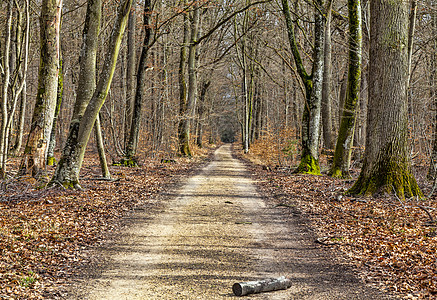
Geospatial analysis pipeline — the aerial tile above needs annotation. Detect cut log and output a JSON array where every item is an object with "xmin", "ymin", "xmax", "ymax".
[{"xmin": 232, "ymin": 276, "xmax": 292, "ymax": 296}]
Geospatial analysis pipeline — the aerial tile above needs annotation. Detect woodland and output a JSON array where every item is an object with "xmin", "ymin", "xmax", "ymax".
[{"xmin": 0, "ymin": 0, "xmax": 436, "ymax": 298}]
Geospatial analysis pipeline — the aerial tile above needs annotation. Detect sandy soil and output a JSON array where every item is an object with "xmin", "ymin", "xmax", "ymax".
[{"xmin": 67, "ymin": 145, "xmax": 394, "ymax": 299}]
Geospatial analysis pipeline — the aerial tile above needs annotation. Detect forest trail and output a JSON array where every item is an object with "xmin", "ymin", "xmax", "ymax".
[{"xmin": 69, "ymin": 145, "xmax": 391, "ymax": 299}]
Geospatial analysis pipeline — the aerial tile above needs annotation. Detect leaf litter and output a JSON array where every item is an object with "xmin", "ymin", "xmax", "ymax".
[{"xmin": 0, "ymin": 150, "xmax": 211, "ymax": 299}]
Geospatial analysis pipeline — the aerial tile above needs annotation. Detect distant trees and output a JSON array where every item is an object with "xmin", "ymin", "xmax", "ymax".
[{"xmin": 0, "ymin": 0, "xmax": 434, "ymax": 199}]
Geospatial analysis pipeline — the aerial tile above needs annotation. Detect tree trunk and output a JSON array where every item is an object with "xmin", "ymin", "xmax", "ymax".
[
  {"xmin": 94, "ymin": 114, "xmax": 110, "ymax": 178},
  {"xmin": 10, "ymin": 81, "xmax": 27, "ymax": 156},
  {"xmin": 177, "ymin": 0, "xmax": 190, "ymax": 156},
  {"xmin": 282, "ymin": 0, "xmax": 325, "ymax": 174},
  {"xmin": 349, "ymin": 0, "xmax": 422, "ymax": 199},
  {"xmin": 178, "ymin": 3, "xmax": 200, "ymax": 156},
  {"xmin": 124, "ymin": 0, "xmax": 137, "ymax": 149},
  {"xmin": 8, "ymin": 0, "xmax": 29, "ymax": 158},
  {"xmin": 20, "ymin": 0, "xmax": 62, "ymax": 178},
  {"xmin": 196, "ymin": 80, "xmax": 211, "ymax": 148},
  {"xmin": 428, "ymin": 2, "xmax": 437, "ymax": 180},
  {"xmin": 51, "ymin": 0, "xmax": 133, "ymax": 189},
  {"xmin": 330, "ymin": 0, "xmax": 362, "ymax": 178},
  {"xmin": 321, "ymin": 0, "xmax": 335, "ymax": 150},
  {"xmin": 124, "ymin": 0, "xmax": 152, "ymax": 165},
  {"xmin": 47, "ymin": 56, "xmax": 64, "ymax": 166},
  {"xmin": 0, "ymin": 1, "xmax": 13, "ymax": 178}
]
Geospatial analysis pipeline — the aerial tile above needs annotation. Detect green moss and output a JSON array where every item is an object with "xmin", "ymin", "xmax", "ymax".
[
  {"xmin": 295, "ymin": 154, "xmax": 321, "ymax": 175},
  {"xmin": 348, "ymin": 159, "xmax": 423, "ymax": 200},
  {"xmin": 329, "ymin": 167, "xmax": 343, "ymax": 179},
  {"xmin": 115, "ymin": 158, "xmax": 138, "ymax": 167},
  {"xmin": 47, "ymin": 156, "xmax": 56, "ymax": 166}
]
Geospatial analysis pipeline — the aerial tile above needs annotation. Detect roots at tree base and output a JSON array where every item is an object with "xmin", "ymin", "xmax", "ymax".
[
  {"xmin": 295, "ymin": 154, "xmax": 321, "ymax": 175},
  {"xmin": 348, "ymin": 162, "xmax": 423, "ymax": 200}
]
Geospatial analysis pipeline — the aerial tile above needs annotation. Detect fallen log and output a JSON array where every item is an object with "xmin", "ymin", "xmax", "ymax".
[{"xmin": 232, "ymin": 276, "xmax": 292, "ymax": 296}]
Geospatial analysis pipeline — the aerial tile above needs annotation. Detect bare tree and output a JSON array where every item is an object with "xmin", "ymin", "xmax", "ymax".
[{"xmin": 349, "ymin": 0, "xmax": 422, "ymax": 199}]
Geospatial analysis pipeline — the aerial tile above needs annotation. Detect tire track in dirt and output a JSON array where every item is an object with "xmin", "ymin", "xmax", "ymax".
[{"xmin": 69, "ymin": 145, "xmax": 393, "ymax": 299}]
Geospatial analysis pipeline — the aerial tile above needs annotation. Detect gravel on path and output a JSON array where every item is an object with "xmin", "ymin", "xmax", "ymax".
[{"xmin": 68, "ymin": 144, "xmax": 393, "ymax": 299}]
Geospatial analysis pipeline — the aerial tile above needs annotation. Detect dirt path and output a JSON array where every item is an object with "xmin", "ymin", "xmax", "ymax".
[{"xmin": 69, "ymin": 145, "xmax": 392, "ymax": 299}]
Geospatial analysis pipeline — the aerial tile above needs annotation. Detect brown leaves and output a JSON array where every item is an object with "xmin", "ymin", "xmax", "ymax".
[
  {"xmin": 0, "ymin": 152, "xmax": 208, "ymax": 299},
  {"xmin": 247, "ymin": 159, "xmax": 437, "ymax": 299}
]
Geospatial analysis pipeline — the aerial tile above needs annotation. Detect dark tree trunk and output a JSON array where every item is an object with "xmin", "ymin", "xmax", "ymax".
[
  {"xmin": 330, "ymin": 0, "xmax": 362, "ymax": 178},
  {"xmin": 349, "ymin": 0, "xmax": 422, "ymax": 199},
  {"xmin": 124, "ymin": 0, "xmax": 152, "ymax": 164}
]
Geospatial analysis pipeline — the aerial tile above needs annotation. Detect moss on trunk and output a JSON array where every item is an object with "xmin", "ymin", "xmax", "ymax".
[
  {"xmin": 348, "ymin": 159, "xmax": 423, "ymax": 199},
  {"xmin": 295, "ymin": 154, "xmax": 320, "ymax": 175}
]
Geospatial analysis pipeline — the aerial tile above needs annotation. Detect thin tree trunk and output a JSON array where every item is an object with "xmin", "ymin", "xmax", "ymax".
[
  {"xmin": 10, "ymin": 81, "xmax": 26, "ymax": 155},
  {"xmin": 0, "ymin": 1, "xmax": 13, "ymax": 178},
  {"xmin": 428, "ymin": 1, "xmax": 437, "ymax": 180},
  {"xmin": 177, "ymin": 0, "xmax": 190, "ymax": 156},
  {"xmin": 196, "ymin": 80, "xmax": 211, "ymax": 148},
  {"xmin": 321, "ymin": 0, "xmax": 334, "ymax": 150},
  {"xmin": 47, "ymin": 56, "xmax": 64, "ymax": 166},
  {"xmin": 51, "ymin": 0, "xmax": 132, "ymax": 188},
  {"xmin": 94, "ymin": 114, "xmax": 110, "ymax": 178},
  {"xmin": 349, "ymin": 0, "xmax": 422, "ymax": 199},
  {"xmin": 8, "ymin": 0, "xmax": 29, "ymax": 158},
  {"xmin": 124, "ymin": 0, "xmax": 136, "ymax": 149},
  {"xmin": 124, "ymin": 0, "xmax": 152, "ymax": 164},
  {"xmin": 330, "ymin": 0, "xmax": 362, "ymax": 178},
  {"xmin": 282, "ymin": 0, "xmax": 325, "ymax": 174},
  {"xmin": 20, "ymin": 0, "xmax": 62, "ymax": 178},
  {"xmin": 178, "ymin": 3, "xmax": 200, "ymax": 156}
]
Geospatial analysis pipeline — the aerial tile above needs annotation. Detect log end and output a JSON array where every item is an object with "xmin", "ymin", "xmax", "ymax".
[{"xmin": 232, "ymin": 283, "xmax": 243, "ymax": 296}]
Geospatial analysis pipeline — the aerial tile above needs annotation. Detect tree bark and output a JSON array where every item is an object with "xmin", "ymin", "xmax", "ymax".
[
  {"xmin": 47, "ymin": 56, "xmax": 64, "ymax": 166},
  {"xmin": 124, "ymin": 0, "xmax": 137, "ymax": 149},
  {"xmin": 177, "ymin": 0, "xmax": 191, "ymax": 156},
  {"xmin": 0, "ymin": 1, "xmax": 13, "ymax": 177},
  {"xmin": 321, "ymin": 0, "xmax": 335, "ymax": 150},
  {"xmin": 232, "ymin": 276, "xmax": 292, "ymax": 296},
  {"xmin": 330, "ymin": 0, "xmax": 362, "ymax": 178},
  {"xmin": 428, "ymin": 1, "xmax": 437, "ymax": 180},
  {"xmin": 94, "ymin": 114, "xmax": 110, "ymax": 178},
  {"xmin": 51, "ymin": 0, "xmax": 133, "ymax": 188},
  {"xmin": 20, "ymin": 0, "xmax": 62, "ymax": 177},
  {"xmin": 349, "ymin": 0, "xmax": 422, "ymax": 199},
  {"xmin": 124, "ymin": 0, "xmax": 152, "ymax": 165},
  {"xmin": 196, "ymin": 80, "xmax": 211, "ymax": 148},
  {"xmin": 282, "ymin": 0, "xmax": 325, "ymax": 174},
  {"xmin": 178, "ymin": 2, "xmax": 200, "ymax": 156}
]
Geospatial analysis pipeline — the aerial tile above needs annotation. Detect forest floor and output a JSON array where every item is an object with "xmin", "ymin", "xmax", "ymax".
[
  {"xmin": 242, "ymin": 146, "xmax": 437, "ymax": 299},
  {"xmin": 0, "ymin": 144, "xmax": 435, "ymax": 299},
  {"xmin": 0, "ymin": 145, "xmax": 212, "ymax": 299}
]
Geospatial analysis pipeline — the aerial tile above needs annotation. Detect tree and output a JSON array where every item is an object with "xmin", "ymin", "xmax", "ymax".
[
  {"xmin": 51, "ymin": 0, "xmax": 133, "ymax": 188},
  {"xmin": 428, "ymin": 1, "xmax": 437, "ymax": 180},
  {"xmin": 19, "ymin": 0, "xmax": 62, "ymax": 178},
  {"xmin": 281, "ymin": 0, "xmax": 325, "ymax": 174},
  {"xmin": 329, "ymin": 0, "xmax": 362, "ymax": 178},
  {"xmin": 321, "ymin": 0, "xmax": 335, "ymax": 150},
  {"xmin": 177, "ymin": 0, "xmax": 197, "ymax": 157},
  {"xmin": 123, "ymin": 0, "xmax": 153, "ymax": 165},
  {"xmin": 349, "ymin": 0, "xmax": 422, "ymax": 199}
]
